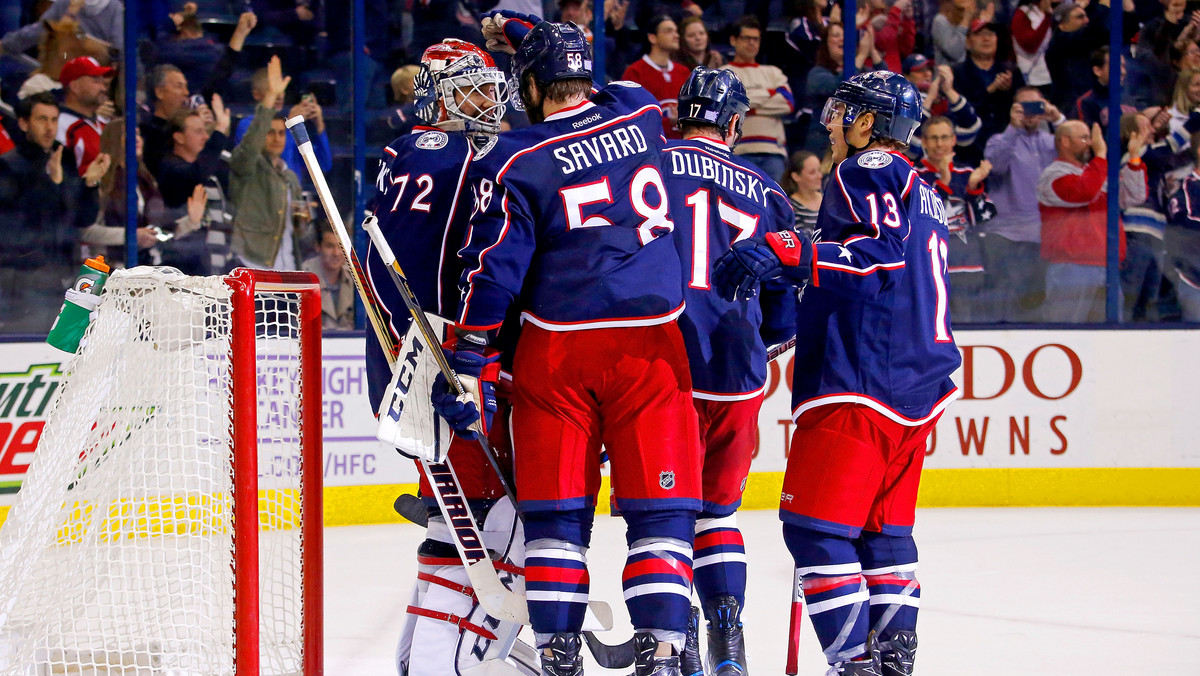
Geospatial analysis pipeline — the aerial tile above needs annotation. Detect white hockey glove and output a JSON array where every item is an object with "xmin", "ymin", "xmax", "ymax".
[
  {"xmin": 377, "ymin": 313, "xmax": 453, "ymax": 464},
  {"xmin": 479, "ymin": 10, "xmax": 540, "ymax": 55}
]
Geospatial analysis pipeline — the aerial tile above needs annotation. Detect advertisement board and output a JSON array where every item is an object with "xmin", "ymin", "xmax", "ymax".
[{"xmin": 2, "ymin": 330, "xmax": 1197, "ymax": 524}]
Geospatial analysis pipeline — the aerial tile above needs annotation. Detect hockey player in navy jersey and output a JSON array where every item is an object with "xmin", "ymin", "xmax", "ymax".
[
  {"xmin": 362, "ymin": 39, "xmax": 521, "ymax": 675},
  {"xmin": 433, "ymin": 14, "xmax": 703, "ymax": 676},
  {"xmin": 713, "ymin": 71, "xmax": 962, "ymax": 675},
  {"xmin": 663, "ymin": 66, "xmax": 796, "ymax": 676}
]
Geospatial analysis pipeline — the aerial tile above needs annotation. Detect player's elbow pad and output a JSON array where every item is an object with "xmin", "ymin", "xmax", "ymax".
[{"xmin": 765, "ymin": 230, "xmax": 814, "ymax": 286}]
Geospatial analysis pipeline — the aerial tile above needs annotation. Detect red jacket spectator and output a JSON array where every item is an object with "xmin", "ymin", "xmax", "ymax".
[
  {"xmin": 620, "ymin": 15, "xmax": 686, "ymax": 139},
  {"xmin": 873, "ymin": 3, "xmax": 916, "ymax": 74},
  {"xmin": 1037, "ymin": 155, "xmax": 1146, "ymax": 265},
  {"xmin": 622, "ymin": 55, "xmax": 687, "ymax": 139}
]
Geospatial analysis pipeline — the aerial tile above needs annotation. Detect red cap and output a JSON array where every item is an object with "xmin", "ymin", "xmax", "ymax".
[
  {"xmin": 968, "ymin": 19, "xmax": 999, "ymax": 35},
  {"xmin": 60, "ymin": 56, "xmax": 115, "ymax": 88}
]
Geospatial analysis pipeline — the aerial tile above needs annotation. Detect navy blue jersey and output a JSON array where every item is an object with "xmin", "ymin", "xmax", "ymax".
[
  {"xmin": 1166, "ymin": 173, "xmax": 1200, "ymax": 288},
  {"xmin": 457, "ymin": 83, "xmax": 684, "ymax": 332},
  {"xmin": 794, "ymin": 149, "xmax": 961, "ymax": 423},
  {"xmin": 915, "ymin": 159, "xmax": 986, "ymax": 274},
  {"xmin": 363, "ymin": 126, "xmax": 477, "ymax": 411},
  {"xmin": 664, "ymin": 136, "xmax": 797, "ymax": 397}
]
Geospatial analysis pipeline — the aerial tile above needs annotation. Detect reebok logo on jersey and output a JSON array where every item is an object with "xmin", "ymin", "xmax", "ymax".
[
  {"xmin": 572, "ymin": 113, "xmax": 602, "ymax": 129},
  {"xmin": 415, "ymin": 131, "xmax": 449, "ymax": 150},
  {"xmin": 857, "ymin": 150, "xmax": 893, "ymax": 169},
  {"xmin": 659, "ymin": 471, "xmax": 676, "ymax": 490}
]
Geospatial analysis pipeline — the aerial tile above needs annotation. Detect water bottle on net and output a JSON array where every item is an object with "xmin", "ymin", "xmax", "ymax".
[{"xmin": 46, "ymin": 255, "xmax": 110, "ymax": 353}]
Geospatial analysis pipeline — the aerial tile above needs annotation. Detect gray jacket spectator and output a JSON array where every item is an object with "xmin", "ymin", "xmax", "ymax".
[
  {"xmin": 930, "ymin": 0, "xmax": 993, "ymax": 66},
  {"xmin": 229, "ymin": 57, "xmax": 308, "ymax": 270},
  {"xmin": 1, "ymin": 0, "xmax": 123, "ymax": 54},
  {"xmin": 980, "ymin": 87, "xmax": 1064, "ymax": 321}
]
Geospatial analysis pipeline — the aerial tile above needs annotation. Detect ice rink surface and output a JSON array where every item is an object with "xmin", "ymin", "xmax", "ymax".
[{"xmin": 324, "ymin": 507, "xmax": 1200, "ymax": 675}]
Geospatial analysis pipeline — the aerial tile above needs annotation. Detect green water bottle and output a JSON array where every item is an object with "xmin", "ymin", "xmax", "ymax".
[{"xmin": 46, "ymin": 255, "xmax": 110, "ymax": 353}]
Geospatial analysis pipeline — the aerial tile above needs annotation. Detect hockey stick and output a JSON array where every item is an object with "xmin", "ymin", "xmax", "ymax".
[
  {"xmin": 582, "ymin": 632, "xmax": 636, "ymax": 669},
  {"xmin": 767, "ymin": 336, "xmax": 796, "ymax": 362},
  {"xmin": 286, "ymin": 116, "xmax": 527, "ymax": 624},
  {"xmin": 288, "ymin": 117, "xmax": 613, "ymax": 635},
  {"xmin": 360, "ymin": 208, "xmax": 615, "ymax": 633},
  {"xmin": 394, "ymin": 493, "xmax": 429, "ymax": 527},
  {"xmin": 359, "ymin": 212, "xmax": 516, "ymax": 498},
  {"xmin": 786, "ymin": 566, "xmax": 804, "ymax": 675}
]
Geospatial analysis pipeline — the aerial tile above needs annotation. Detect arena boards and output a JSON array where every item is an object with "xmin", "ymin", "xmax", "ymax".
[{"xmin": 2, "ymin": 329, "xmax": 1198, "ymax": 528}]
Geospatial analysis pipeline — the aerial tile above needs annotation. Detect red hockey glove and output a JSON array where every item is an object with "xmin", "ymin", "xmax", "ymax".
[{"xmin": 713, "ymin": 230, "xmax": 813, "ymax": 302}]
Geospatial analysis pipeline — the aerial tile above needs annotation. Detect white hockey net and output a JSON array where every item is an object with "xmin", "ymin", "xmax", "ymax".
[{"xmin": 0, "ymin": 267, "xmax": 322, "ymax": 676}]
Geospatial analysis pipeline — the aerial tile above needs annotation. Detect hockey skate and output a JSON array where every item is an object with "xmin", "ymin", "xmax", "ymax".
[
  {"xmin": 541, "ymin": 633, "xmax": 584, "ymax": 676},
  {"xmin": 703, "ymin": 595, "xmax": 748, "ymax": 675},
  {"xmin": 680, "ymin": 606, "xmax": 705, "ymax": 676},
  {"xmin": 826, "ymin": 632, "xmax": 882, "ymax": 676},
  {"xmin": 878, "ymin": 630, "xmax": 916, "ymax": 676},
  {"xmin": 631, "ymin": 632, "xmax": 683, "ymax": 676}
]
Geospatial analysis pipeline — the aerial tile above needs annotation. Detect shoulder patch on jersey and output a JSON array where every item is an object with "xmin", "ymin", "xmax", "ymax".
[
  {"xmin": 415, "ymin": 130, "xmax": 448, "ymax": 150},
  {"xmin": 857, "ymin": 150, "xmax": 893, "ymax": 169},
  {"xmin": 608, "ymin": 80, "xmax": 640, "ymax": 88}
]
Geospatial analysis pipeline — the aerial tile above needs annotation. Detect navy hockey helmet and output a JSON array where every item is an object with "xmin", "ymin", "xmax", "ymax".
[
  {"xmin": 819, "ymin": 70, "xmax": 923, "ymax": 145},
  {"xmin": 677, "ymin": 67, "xmax": 751, "ymax": 136},
  {"xmin": 511, "ymin": 21, "xmax": 592, "ymax": 91}
]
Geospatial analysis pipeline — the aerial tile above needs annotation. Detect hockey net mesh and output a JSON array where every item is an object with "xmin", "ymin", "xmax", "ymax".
[{"xmin": 0, "ymin": 267, "xmax": 313, "ymax": 675}]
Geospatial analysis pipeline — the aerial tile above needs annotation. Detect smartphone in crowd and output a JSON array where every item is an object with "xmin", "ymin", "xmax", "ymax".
[{"xmin": 1020, "ymin": 100, "xmax": 1045, "ymax": 116}]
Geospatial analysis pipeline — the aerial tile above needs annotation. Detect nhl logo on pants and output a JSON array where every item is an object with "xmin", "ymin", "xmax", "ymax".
[{"xmin": 659, "ymin": 471, "xmax": 676, "ymax": 490}]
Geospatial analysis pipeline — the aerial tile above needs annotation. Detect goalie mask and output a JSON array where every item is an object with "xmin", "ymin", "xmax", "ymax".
[{"xmin": 414, "ymin": 39, "xmax": 509, "ymax": 134}]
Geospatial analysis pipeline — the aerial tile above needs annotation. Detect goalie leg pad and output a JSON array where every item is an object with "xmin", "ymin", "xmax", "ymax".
[
  {"xmin": 783, "ymin": 523, "xmax": 871, "ymax": 665},
  {"xmin": 399, "ymin": 558, "xmax": 525, "ymax": 676},
  {"xmin": 423, "ymin": 496, "xmax": 523, "ymax": 563}
]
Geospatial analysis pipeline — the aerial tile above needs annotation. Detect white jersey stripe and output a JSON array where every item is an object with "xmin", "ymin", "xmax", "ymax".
[
  {"xmin": 626, "ymin": 541, "xmax": 693, "ymax": 559},
  {"xmin": 526, "ymin": 590, "xmax": 591, "ymax": 603},
  {"xmin": 526, "ymin": 548, "xmax": 587, "ymax": 563},
  {"xmin": 868, "ymin": 594, "xmax": 921, "ymax": 608},
  {"xmin": 795, "ymin": 562, "xmax": 862, "ymax": 577},
  {"xmin": 693, "ymin": 553, "xmax": 748, "ymax": 568},
  {"xmin": 805, "ymin": 590, "xmax": 869, "ymax": 615},
  {"xmin": 862, "ymin": 563, "xmax": 918, "ymax": 576},
  {"xmin": 622, "ymin": 583, "xmax": 692, "ymax": 600}
]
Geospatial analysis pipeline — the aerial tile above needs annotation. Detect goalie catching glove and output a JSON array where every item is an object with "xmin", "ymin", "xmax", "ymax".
[
  {"xmin": 713, "ymin": 230, "xmax": 814, "ymax": 302},
  {"xmin": 431, "ymin": 332, "xmax": 501, "ymax": 441}
]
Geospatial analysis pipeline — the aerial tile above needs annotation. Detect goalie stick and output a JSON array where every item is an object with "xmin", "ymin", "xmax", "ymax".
[
  {"xmin": 394, "ymin": 493, "xmax": 429, "ymax": 527},
  {"xmin": 359, "ymin": 200, "xmax": 615, "ymax": 633},
  {"xmin": 286, "ymin": 116, "xmax": 526, "ymax": 624},
  {"xmin": 287, "ymin": 117, "xmax": 613, "ymax": 636}
]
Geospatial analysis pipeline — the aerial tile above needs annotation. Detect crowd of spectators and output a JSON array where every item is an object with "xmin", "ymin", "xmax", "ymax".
[{"xmin": 1, "ymin": 0, "xmax": 1199, "ymax": 334}]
